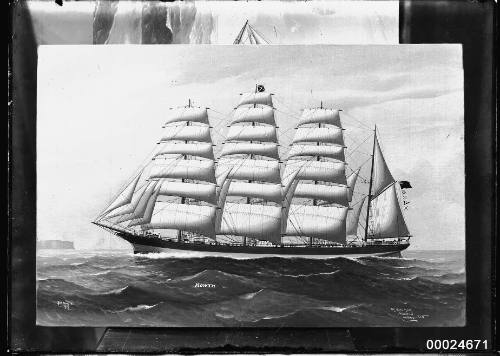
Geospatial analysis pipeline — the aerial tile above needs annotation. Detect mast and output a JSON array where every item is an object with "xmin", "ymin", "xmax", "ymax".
[
  {"xmin": 177, "ymin": 98, "xmax": 191, "ymax": 242},
  {"xmin": 282, "ymin": 105, "xmax": 348, "ymax": 246},
  {"xmin": 243, "ymin": 85, "xmax": 259, "ymax": 246},
  {"xmin": 216, "ymin": 86, "xmax": 282, "ymax": 245},
  {"xmin": 234, "ymin": 20, "xmax": 249, "ymax": 44},
  {"xmin": 310, "ymin": 100, "xmax": 323, "ymax": 246},
  {"xmin": 364, "ymin": 131, "xmax": 410, "ymax": 241},
  {"xmin": 364, "ymin": 126, "xmax": 376, "ymax": 242},
  {"xmin": 95, "ymin": 100, "xmax": 217, "ymax": 240}
]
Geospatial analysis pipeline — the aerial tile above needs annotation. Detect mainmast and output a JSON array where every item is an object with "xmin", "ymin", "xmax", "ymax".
[
  {"xmin": 243, "ymin": 84, "xmax": 260, "ymax": 246},
  {"xmin": 216, "ymin": 86, "xmax": 282, "ymax": 245},
  {"xmin": 364, "ymin": 126, "xmax": 376, "ymax": 242}
]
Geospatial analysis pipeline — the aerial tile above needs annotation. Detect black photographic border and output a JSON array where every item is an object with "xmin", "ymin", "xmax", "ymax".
[{"xmin": 7, "ymin": 0, "xmax": 496, "ymax": 352}]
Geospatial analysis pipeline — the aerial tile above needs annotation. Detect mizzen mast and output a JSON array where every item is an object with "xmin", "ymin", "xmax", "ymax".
[
  {"xmin": 364, "ymin": 128, "xmax": 411, "ymax": 241},
  {"xmin": 364, "ymin": 126, "xmax": 377, "ymax": 242},
  {"xmin": 282, "ymin": 105, "xmax": 349, "ymax": 245}
]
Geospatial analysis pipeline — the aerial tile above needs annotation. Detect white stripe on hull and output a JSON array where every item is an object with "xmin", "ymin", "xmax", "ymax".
[{"xmin": 132, "ymin": 243, "xmax": 401, "ymax": 259}]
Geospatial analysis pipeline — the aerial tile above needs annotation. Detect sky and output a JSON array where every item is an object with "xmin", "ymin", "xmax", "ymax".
[{"xmin": 37, "ymin": 45, "xmax": 464, "ymax": 250}]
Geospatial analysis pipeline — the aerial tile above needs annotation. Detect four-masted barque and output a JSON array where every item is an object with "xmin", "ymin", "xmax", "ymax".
[{"xmin": 93, "ymin": 86, "xmax": 411, "ymax": 258}]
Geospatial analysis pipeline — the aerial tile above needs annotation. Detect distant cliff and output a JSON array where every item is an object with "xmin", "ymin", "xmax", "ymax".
[{"xmin": 37, "ymin": 240, "xmax": 74, "ymax": 250}]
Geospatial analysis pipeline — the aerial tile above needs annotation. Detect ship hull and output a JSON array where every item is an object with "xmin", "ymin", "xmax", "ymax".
[{"xmin": 117, "ymin": 232, "xmax": 409, "ymax": 259}]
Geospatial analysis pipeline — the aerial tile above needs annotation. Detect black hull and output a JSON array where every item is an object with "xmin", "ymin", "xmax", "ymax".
[{"xmin": 116, "ymin": 232, "xmax": 409, "ymax": 257}]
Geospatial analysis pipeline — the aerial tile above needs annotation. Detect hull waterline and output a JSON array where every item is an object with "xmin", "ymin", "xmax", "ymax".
[{"xmin": 117, "ymin": 232, "xmax": 409, "ymax": 259}]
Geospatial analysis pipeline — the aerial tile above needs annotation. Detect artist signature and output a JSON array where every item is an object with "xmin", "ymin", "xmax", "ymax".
[
  {"xmin": 56, "ymin": 300, "xmax": 73, "ymax": 310},
  {"xmin": 194, "ymin": 282, "xmax": 216, "ymax": 288},
  {"xmin": 390, "ymin": 307, "xmax": 428, "ymax": 322}
]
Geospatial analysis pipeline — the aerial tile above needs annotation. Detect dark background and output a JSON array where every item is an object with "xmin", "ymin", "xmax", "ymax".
[{"xmin": 8, "ymin": 0, "xmax": 495, "ymax": 352}]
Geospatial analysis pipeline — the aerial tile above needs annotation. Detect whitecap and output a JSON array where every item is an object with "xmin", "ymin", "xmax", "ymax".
[
  {"xmin": 101, "ymin": 285, "xmax": 128, "ymax": 295},
  {"xmin": 260, "ymin": 310, "xmax": 298, "ymax": 321},
  {"xmin": 316, "ymin": 304, "xmax": 361, "ymax": 313},
  {"xmin": 215, "ymin": 312, "xmax": 235, "ymax": 319},
  {"xmin": 87, "ymin": 270, "xmax": 112, "ymax": 277},
  {"xmin": 281, "ymin": 270, "xmax": 339, "ymax": 278},
  {"xmin": 386, "ymin": 276, "xmax": 417, "ymax": 281},
  {"xmin": 239, "ymin": 289, "xmax": 264, "ymax": 300},
  {"xmin": 112, "ymin": 303, "xmax": 161, "ymax": 313},
  {"xmin": 70, "ymin": 262, "xmax": 86, "ymax": 266}
]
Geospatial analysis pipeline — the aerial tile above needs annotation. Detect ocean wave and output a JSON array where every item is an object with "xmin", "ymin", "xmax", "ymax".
[
  {"xmin": 114, "ymin": 303, "xmax": 162, "ymax": 313},
  {"xmin": 171, "ymin": 269, "xmax": 256, "ymax": 287},
  {"xmin": 36, "ymin": 250, "xmax": 466, "ymax": 327},
  {"xmin": 280, "ymin": 270, "xmax": 340, "ymax": 278}
]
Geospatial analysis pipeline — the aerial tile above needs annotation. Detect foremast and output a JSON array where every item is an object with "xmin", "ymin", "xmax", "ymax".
[{"xmin": 94, "ymin": 101, "xmax": 218, "ymax": 240}]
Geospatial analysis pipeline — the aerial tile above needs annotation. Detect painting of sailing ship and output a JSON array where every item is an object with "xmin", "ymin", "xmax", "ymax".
[{"xmin": 36, "ymin": 44, "xmax": 465, "ymax": 326}]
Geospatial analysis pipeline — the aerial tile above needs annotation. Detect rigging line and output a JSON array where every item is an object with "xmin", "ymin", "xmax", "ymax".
[
  {"xmin": 272, "ymin": 96, "xmax": 301, "ymax": 113},
  {"xmin": 345, "ymin": 134, "xmax": 372, "ymax": 159},
  {"xmin": 248, "ymin": 23, "xmax": 270, "ymax": 44},
  {"xmin": 273, "ymin": 105, "xmax": 303, "ymax": 123},
  {"xmin": 212, "ymin": 114, "xmax": 234, "ymax": 132},
  {"xmin": 344, "ymin": 132, "xmax": 369, "ymax": 149},
  {"xmin": 346, "ymin": 156, "xmax": 371, "ymax": 176},
  {"xmin": 278, "ymin": 125, "xmax": 300, "ymax": 137},
  {"xmin": 341, "ymin": 111, "xmax": 373, "ymax": 131},
  {"xmin": 343, "ymin": 121, "xmax": 374, "ymax": 132},
  {"xmin": 273, "ymin": 106, "xmax": 303, "ymax": 121},
  {"xmin": 207, "ymin": 107, "xmax": 232, "ymax": 119},
  {"xmin": 344, "ymin": 130, "xmax": 371, "ymax": 149}
]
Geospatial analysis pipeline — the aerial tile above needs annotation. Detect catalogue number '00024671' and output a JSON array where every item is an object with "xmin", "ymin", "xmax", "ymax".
[{"xmin": 426, "ymin": 339, "xmax": 488, "ymax": 351}]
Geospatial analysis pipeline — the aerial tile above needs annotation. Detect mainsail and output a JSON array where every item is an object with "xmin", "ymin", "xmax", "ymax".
[
  {"xmin": 96, "ymin": 101, "xmax": 217, "ymax": 240},
  {"xmin": 282, "ymin": 106, "xmax": 349, "ymax": 244},
  {"xmin": 216, "ymin": 86, "xmax": 282, "ymax": 243}
]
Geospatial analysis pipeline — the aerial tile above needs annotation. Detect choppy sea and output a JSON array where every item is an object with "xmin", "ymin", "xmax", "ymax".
[{"xmin": 36, "ymin": 249, "xmax": 465, "ymax": 327}]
